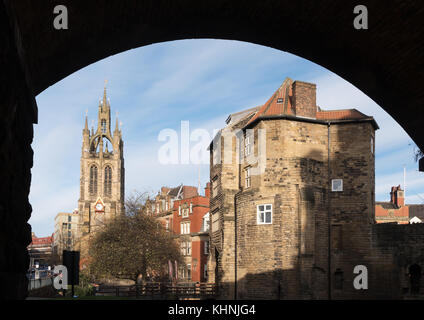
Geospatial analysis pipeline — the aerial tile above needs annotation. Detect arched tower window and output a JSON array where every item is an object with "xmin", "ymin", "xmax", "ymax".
[
  {"xmin": 89, "ymin": 165, "xmax": 98, "ymax": 195},
  {"xmin": 101, "ymin": 119, "xmax": 107, "ymax": 134},
  {"xmin": 104, "ymin": 166, "xmax": 112, "ymax": 196}
]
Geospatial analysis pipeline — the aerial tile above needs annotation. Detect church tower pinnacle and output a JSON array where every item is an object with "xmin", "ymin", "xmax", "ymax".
[{"xmin": 77, "ymin": 83, "xmax": 125, "ymax": 239}]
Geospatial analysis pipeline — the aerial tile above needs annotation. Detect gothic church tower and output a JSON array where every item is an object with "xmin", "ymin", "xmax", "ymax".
[{"xmin": 77, "ymin": 85, "xmax": 125, "ymax": 238}]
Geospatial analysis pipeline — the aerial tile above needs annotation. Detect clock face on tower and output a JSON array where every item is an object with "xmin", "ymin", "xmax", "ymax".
[{"xmin": 95, "ymin": 200, "xmax": 104, "ymax": 212}]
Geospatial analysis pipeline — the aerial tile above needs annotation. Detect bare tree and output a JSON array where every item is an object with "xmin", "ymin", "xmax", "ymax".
[
  {"xmin": 125, "ymin": 190, "xmax": 151, "ymax": 216},
  {"xmin": 88, "ymin": 192, "xmax": 182, "ymax": 282},
  {"xmin": 414, "ymin": 148, "xmax": 424, "ymax": 162}
]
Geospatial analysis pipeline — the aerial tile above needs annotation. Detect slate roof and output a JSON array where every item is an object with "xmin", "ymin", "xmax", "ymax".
[{"xmin": 409, "ymin": 204, "xmax": 424, "ymax": 219}]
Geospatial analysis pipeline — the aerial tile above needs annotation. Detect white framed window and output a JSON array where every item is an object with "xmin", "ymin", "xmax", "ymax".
[
  {"xmin": 178, "ymin": 205, "xmax": 181, "ymax": 216},
  {"xmin": 180, "ymin": 241, "xmax": 191, "ymax": 256},
  {"xmin": 180, "ymin": 222, "xmax": 190, "ymax": 234},
  {"xmin": 245, "ymin": 167, "xmax": 251, "ymax": 188},
  {"xmin": 257, "ymin": 204, "xmax": 272, "ymax": 224},
  {"xmin": 212, "ymin": 141, "xmax": 221, "ymax": 165},
  {"xmin": 245, "ymin": 135, "xmax": 251, "ymax": 157},
  {"xmin": 187, "ymin": 242, "xmax": 191, "ymax": 255},
  {"xmin": 190, "ymin": 202, "xmax": 193, "ymax": 213},
  {"xmin": 165, "ymin": 201, "xmax": 169, "ymax": 211},
  {"xmin": 204, "ymin": 240, "xmax": 209, "ymax": 254},
  {"xmin": 203, "ymin": 212, "xmax": 210, "ymax": 231},
  {"xmin": 187, "ymin": 264, "xmax": 191, "ymax": 280},
  {"xmin": 332, "ymin": 179, "xmax": 343, "ymax": 192}
]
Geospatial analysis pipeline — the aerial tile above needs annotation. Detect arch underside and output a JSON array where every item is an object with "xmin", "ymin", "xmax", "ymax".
[
  {"xmin": 1, "ymin": 0, "xmax": 424, "ymax": 300},
  {"xmin": 7, "ymin": 0, "xmax": 424, "ymax": 150}
]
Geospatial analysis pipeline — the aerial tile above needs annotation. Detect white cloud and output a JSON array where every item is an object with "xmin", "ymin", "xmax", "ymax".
[{"xmin": 29, "ymin": 39, "xmax": 424, "ymax": 237}]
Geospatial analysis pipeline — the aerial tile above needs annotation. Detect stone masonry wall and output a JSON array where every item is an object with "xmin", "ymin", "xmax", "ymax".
[
  {"xmin": 0, "ymin": 1, "xmax": 37, "ymax": 300},
  {"xmin": 236, "ymin": 119, "xmax": 329, "ymax": 299}
]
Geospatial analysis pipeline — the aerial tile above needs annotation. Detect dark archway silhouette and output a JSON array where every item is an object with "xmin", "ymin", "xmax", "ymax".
[
  {"xmin": 409, "ymin": 264, "xmax": 421, "ymax": 295},
  {"xmin": 4, "ymin": 0, "xmax": 424, "ymax": 150}
]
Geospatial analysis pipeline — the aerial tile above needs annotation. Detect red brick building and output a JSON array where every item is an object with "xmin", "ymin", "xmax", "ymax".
[
  {"xmin": 146, "ymin": 184, "xmax": 199, "ymax": 216},
  {"xmin": 375, "ymin": 185, "xmax": 409, "ymax": 224},
  {"xmin": 156, "ymin": 183, "xmax": 211, "ymax": 282},
  {"xmin": 27, "ymin": 233, "xmax": 54, "ymax": 268}
]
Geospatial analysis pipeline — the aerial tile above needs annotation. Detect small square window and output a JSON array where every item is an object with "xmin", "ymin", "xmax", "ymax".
[
  {"xmin": 257, "ymin": 204, "xmax": 272, "ymax": 224},
  {"xmin": 332, "ymin": 179, "xmax": 343, "ymax": 192},
  {"xmin": 277, "ymin": 98, "xmax": 283, "ymax": 104}
]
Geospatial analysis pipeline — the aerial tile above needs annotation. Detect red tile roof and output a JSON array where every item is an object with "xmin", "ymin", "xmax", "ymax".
[
  {"xmin": 30, "ymin": 235, "xmax": 53, "ymax": 246},
  {"xmin": 247, "ymin": 78, "xmax": 294, "ymax": 125},
  {"xmin": 316, "ymin": 109, "xmax": 370, "ymax": 121},
  {"xmin": 246, "ymin": 78, "xmax": 377, "ymax": 128}
]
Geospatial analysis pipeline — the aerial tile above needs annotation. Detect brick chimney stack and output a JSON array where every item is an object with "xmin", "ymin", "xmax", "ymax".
[
  {"xmin": 205, "ymin": 182, "xmax": 211, "ymax": 199},
  {"xmin": 292, "ymin": 81, "xmax": 317, "ymax": 118},
  {"xmin": 390, "ymin": 185, "xmax": 405, "ymax": 207}
]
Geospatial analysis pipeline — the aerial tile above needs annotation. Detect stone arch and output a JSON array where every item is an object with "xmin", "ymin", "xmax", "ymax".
[
  {"xmin": 6, "ymin": 1, "xmax": 424, "ymax": 150},
  {"xmin": 2, "ymin": 0, "xmax": 424, "ymax": 300}
]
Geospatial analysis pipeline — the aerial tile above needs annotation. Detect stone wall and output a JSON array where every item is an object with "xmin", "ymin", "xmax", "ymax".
[
  {"xmin": 212, "ymin": 115, "xmax": 379, "ymax": 299},
  {"xmin": 0, "ymin": 1, "xmax": 37, "ymax": 300}
]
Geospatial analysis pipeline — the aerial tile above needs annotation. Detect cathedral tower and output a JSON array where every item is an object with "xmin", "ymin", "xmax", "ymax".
[{"xmin": 77, "ymin": 84, "xmax": 125, "ymax": 238}]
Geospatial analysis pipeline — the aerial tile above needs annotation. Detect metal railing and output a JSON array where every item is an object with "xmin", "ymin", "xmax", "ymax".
[
  {"xmin": 28, "ymin": 277, "xmax": 53, "ymax": 291},
  {"xmin": 96, "ymin": 282, "xmax": 217, "ymax": 299}
]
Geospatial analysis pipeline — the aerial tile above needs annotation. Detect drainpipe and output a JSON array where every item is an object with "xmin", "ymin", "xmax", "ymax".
[
  {"xmin": 234, "ymin": 135, "xmax": 243, "ymax": 300},
  {"xmin": 234, "ymin": 169, "xmax": 243, "ymax": 299},
  {"xmin": 234, "ymin": 191, "xmax": 240, "ymax": 300},
  {"xmin": 327, "ymin": 122, "xmax": 332, "ymax": 300}
]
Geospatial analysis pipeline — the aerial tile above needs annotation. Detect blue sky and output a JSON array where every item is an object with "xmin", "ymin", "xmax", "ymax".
[{"xmin": 29, "ymin": 39, "xmax": 424, "ymax": 236}]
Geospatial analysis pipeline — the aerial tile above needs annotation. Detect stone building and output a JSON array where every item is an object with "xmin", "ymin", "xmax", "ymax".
[
  {"xmin": 375, "ymin": 186, "xmax": 409, "ymax": 224},
  {"xmin": 208, "ymin": 77, "xmax": 380, "ymax": 299},
  {"xmin": 75, "ymin": 86, "xmax": 125, "ymax": 252},
  {"xmin": 53, "ymin": 210, "xmax": 79, "ymax": 257},
  {"xmin": 375, "ymin": 185, "xmax": 424, "ymax": 224},
  {"xmin": 152, "ymin": 184, "xmax": 210, "ymax": 282},
  {"xmin": 172, "ymin": 183, "xmax": 210, "ymax": 282},
  {"xmin": 146, "ymin": 185, "xmax": 199, "ymax": 216}
]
